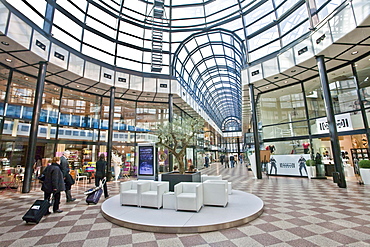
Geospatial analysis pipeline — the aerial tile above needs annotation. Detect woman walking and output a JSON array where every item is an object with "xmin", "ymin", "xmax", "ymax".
[{"xmin": 95, "ymin": 154, "xmax": 109, "ymax": 198}]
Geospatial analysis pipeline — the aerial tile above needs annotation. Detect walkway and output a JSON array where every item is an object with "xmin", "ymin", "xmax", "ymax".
[{"xmin": 0, "ymin": 162, "xmax": 369, "ymax": 246}]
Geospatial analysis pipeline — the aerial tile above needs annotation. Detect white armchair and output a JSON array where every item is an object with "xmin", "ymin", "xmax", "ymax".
[
  {"xmin": 203, "ymin": 180, "xmax": 228, "ymax": 207},
  {"xmin": 120, "ymin": 180, "xmax": 150, "ymax": 206},
  {"xmin": 201, "ymin": 175, "xmax": 222, "ymax": 182},
  {"xmin": 140, "ymin": 181, "xmax": 169, "ymax": 209},
  {"xmin": 174, "ymin": 182, "xmax": 203, "ymax": 212}
]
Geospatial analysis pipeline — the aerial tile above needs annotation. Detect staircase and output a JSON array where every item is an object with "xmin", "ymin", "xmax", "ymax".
[{"xmin": 151, "ymin": 0, "xmax": 164, "ymax": 72}]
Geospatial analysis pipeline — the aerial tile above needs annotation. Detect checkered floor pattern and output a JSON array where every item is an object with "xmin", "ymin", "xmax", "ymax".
[{"xmin": 1, "ymin": 163, "xmax": 370, "ymax": 247}]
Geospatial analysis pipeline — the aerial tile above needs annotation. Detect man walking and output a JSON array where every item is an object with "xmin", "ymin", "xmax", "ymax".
[{"xmin": 60, "ymin": 151, "xmax": 76, "ymax": 202}]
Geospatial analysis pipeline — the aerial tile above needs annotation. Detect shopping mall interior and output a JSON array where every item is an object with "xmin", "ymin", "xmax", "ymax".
[{"xmin": 0, "ymin": 0, "xmax": 370, "ymax": 246}]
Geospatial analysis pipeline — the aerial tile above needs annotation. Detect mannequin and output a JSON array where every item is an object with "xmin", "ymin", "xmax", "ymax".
[
  {"xmin": 302, "ymin": 143, "xmax": 310, "ymax": 154},
  {"xmin": 112, "ymin": 152, "xmax": 122, "ymax": 182}
]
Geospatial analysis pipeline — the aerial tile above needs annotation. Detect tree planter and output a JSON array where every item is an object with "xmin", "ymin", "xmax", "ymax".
[
  {"xmin": 161, "ymin": 171, "xmax": 201, "ymax": 191},
  {"xmin": 360, "ymin": 168, "xmax": 370, "ymax": 184},
  {"xmin": 307, "ymin": 166, "xmax": 316, "ymax": 179}
]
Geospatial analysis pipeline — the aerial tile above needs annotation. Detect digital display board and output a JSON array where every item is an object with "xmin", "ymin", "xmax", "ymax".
[{"xmin": 138, "ymin": 146, "xmax": 154, "ymax": 176}]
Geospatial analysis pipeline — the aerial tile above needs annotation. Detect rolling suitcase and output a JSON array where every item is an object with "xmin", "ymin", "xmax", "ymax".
[
  {"xmin": 22, "ymin": 200, "xmax": 50, "ymax": 224},
  {"xmin": 86, "ymin": 188, "xmax": 103, "ymax": 204},
  {"xmin": 85, "ymin": 177, "xmax": 106, "ymax": 205}
]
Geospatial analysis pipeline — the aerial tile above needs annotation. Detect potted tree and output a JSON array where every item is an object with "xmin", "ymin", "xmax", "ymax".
[
  {"xmin": 306, "ymin": 159, "xmax": 316, "ymax": 179},
  {"xmin": 359, "ymin": 159, "xmax": 370, "ymax": 184},
  {"xmin": 156, "ymin": 116, "xmax": 204, "ymax": 191}
]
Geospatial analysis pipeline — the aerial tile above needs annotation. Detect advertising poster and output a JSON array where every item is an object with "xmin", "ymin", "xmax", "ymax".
[
  {"xmin": 266, "ymin": 154, "xmax": 310, "ymax": 176},
  {"xmin": 138, "ymin": 146, "xmax": 154, "ymax": 176}
]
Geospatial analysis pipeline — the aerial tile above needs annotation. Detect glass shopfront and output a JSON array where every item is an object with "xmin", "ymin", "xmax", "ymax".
[
  {"xmin": 255, "ymin": 55, "xmax": 370, "ymax": 178},
  {"xmin": 0, "ymin": 65, "xmax": 211, "ymax": 184}
]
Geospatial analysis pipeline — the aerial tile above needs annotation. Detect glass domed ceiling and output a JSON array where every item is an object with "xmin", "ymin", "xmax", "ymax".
[{"xmin": 7, "ymin": 0, "xmax": 343, "ymax": 131}]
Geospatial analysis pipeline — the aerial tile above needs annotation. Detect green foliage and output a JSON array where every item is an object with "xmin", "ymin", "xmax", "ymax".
[
  {"xmin": 156, "ymin": 117, "xmax": 204, "ymax": 174},
  {"xmin": 306, "ymin": 160, "xmax": 316, "ymax": 166},
  {"xmin": 359, "ymin": 159, "xmax": 370, "ymax": 169}
]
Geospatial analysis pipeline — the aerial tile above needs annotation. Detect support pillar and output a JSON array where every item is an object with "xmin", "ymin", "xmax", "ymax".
[
  {"xmin": 106, "ymin": 86, "xmax": 115, "ymax": 182},
  {"xmin": 316, "ymin": 55, "xmax": 346, "ymax": 188},
  {"xmin": 168, "ymin": 94, "xmax": 173, "ymax": 171},
  {"xmin": 352, "ymin": 64, "xmax": 370, "ymax": 155},
  {"xmin": 249, "ymin": 83, "xmax": 262, "ymax": 179},
  {"xmin": 22, "ymin": 61, "xmax": 47, "ymax": 193}
]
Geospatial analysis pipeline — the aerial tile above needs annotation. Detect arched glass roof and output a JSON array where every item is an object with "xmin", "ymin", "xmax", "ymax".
[
  {"xmin": 5, "ymin": 0, "xmax": 345, "ymax": 131},
  {"xmin": 173, "ymin": 29, "xmax": 245, "ymax": 130}
]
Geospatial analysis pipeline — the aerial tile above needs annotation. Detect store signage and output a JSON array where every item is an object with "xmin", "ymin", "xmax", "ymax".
[
  {"xmin": 316, "ymin": 113, "xmax": 353, "ymax": 134},
  {"xmin": 266, "ymin": 154, "xmax": 311, "ymax": 177}
]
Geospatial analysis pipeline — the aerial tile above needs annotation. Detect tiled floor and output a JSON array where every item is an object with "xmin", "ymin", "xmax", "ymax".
[{"xmin": 1, "ymin": 163, "xmax": 370, "ymax": 247}]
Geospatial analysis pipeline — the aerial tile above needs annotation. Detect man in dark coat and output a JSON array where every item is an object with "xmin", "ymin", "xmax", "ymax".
[
  {"xmin": 60, "ymin": 151, "xmax": 76, "ymax": 202},
  {"xmin": 204, "ymin": 155, "xmax": 209, "ymax": 168},
  {"xmin": 220, "ymin": 154, "xmax": 225, "ymax": 166},
  {"xmin": 230, "ymin": 155, "xmax": 235, "ymax": 168},
  {"xmin": 95, "ymin": 154, "xmax": 109, "ymax": 198},
  {"xmin": 42, "ymin": 157, "xmax": 66, "ymax": 213}
]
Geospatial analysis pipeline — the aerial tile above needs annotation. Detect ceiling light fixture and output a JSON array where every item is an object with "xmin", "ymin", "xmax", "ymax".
[
  {"xmin": 291, "ymin": 70, "xmax": 296, "ymax": 73},
  {"xmin": 351, "ymin": 51, "xmax": 358, "ymax": 55},
  {"xmin": 5, "ymin": 58, "xmax": 11, "ymax": 62},
  {"xmin": 1, "ymin": 41, "xmax": 9, "ymax": 46},
  {"xmin": 76, "ymin": 85, "xmax": 80, "ymax": 88}
]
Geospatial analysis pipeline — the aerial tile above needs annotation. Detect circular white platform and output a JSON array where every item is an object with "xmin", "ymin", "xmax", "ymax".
[{"xmin": 101, "ymin": 190, "xmax": 264, "ymax": 233}]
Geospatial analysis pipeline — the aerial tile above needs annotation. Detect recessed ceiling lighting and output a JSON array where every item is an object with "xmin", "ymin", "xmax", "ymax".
[
  {"xmin": 5, "ymin": 58, "xmax": 11, "ymax": 62},
  {"xmin": 265, "ymin": 86, "xmax": 269, "ymax": 89},
  {"xmin": 274, "ymin": 77, "xmax": 279, "ymax": 79},
  {"xmin": 76, "ymin": 85, "xmax": 80, "ymax": 88},
  {"xmin": 291, "ymin": 70, "xmax": 296, "ymax": 73},
  {"xmin": 25, "ymin": 77, "xmax": 28, "ymax": 80},
  {"xmin": 1, "ymin": 41, "xmax": 9, "ymax": 46},
  {"xmin": 351, "ymin": 51, "xmax": 358, "ymax": 55},
  {"xmin": 284, "ymin": 81, "xmax": 288, "ymax": 83}
]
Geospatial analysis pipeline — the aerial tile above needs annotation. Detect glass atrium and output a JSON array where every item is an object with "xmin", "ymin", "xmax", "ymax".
[{"xmin": 0, "ymin": 0, "xmax": 369, "ymax": 186}]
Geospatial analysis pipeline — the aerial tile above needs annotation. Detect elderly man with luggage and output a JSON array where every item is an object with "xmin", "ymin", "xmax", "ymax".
[
  {"xmin": 59, "ymin": 150, "xmax": 76, "ymax": 202},
  {"xmin": 42, "ymin": 157, "xmax": 65, "ymax": 213}
]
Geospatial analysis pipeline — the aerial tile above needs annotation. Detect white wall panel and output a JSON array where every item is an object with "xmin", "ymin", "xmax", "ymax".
[
  {"xmin": 130, "ymin": 75, "xmax": 143, "ymax": 91},
  {"xmin": 68, "ymin": 53, "xmax": 84, "ymax": 76},
  {"xmin": 31, "ymin": 31, "xmax": 49, "ymax": 60},
  {"xmin": 7, "ymin": 14, "xmax": 31, "ymax": 49},
  {"xmin": 100, "ymin": 67, "xmax": 114, "ymax": 86},
  {"xmin": 262, "ymin": 58, "xmax": 279, "ymax": 78},
  {"xmin": 84, "ymin": 61, "xmax": 100, "ymax": 81},
  {"xmin": 49, "ymin": 43, "xmax": 68, "ymax": 69}
]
